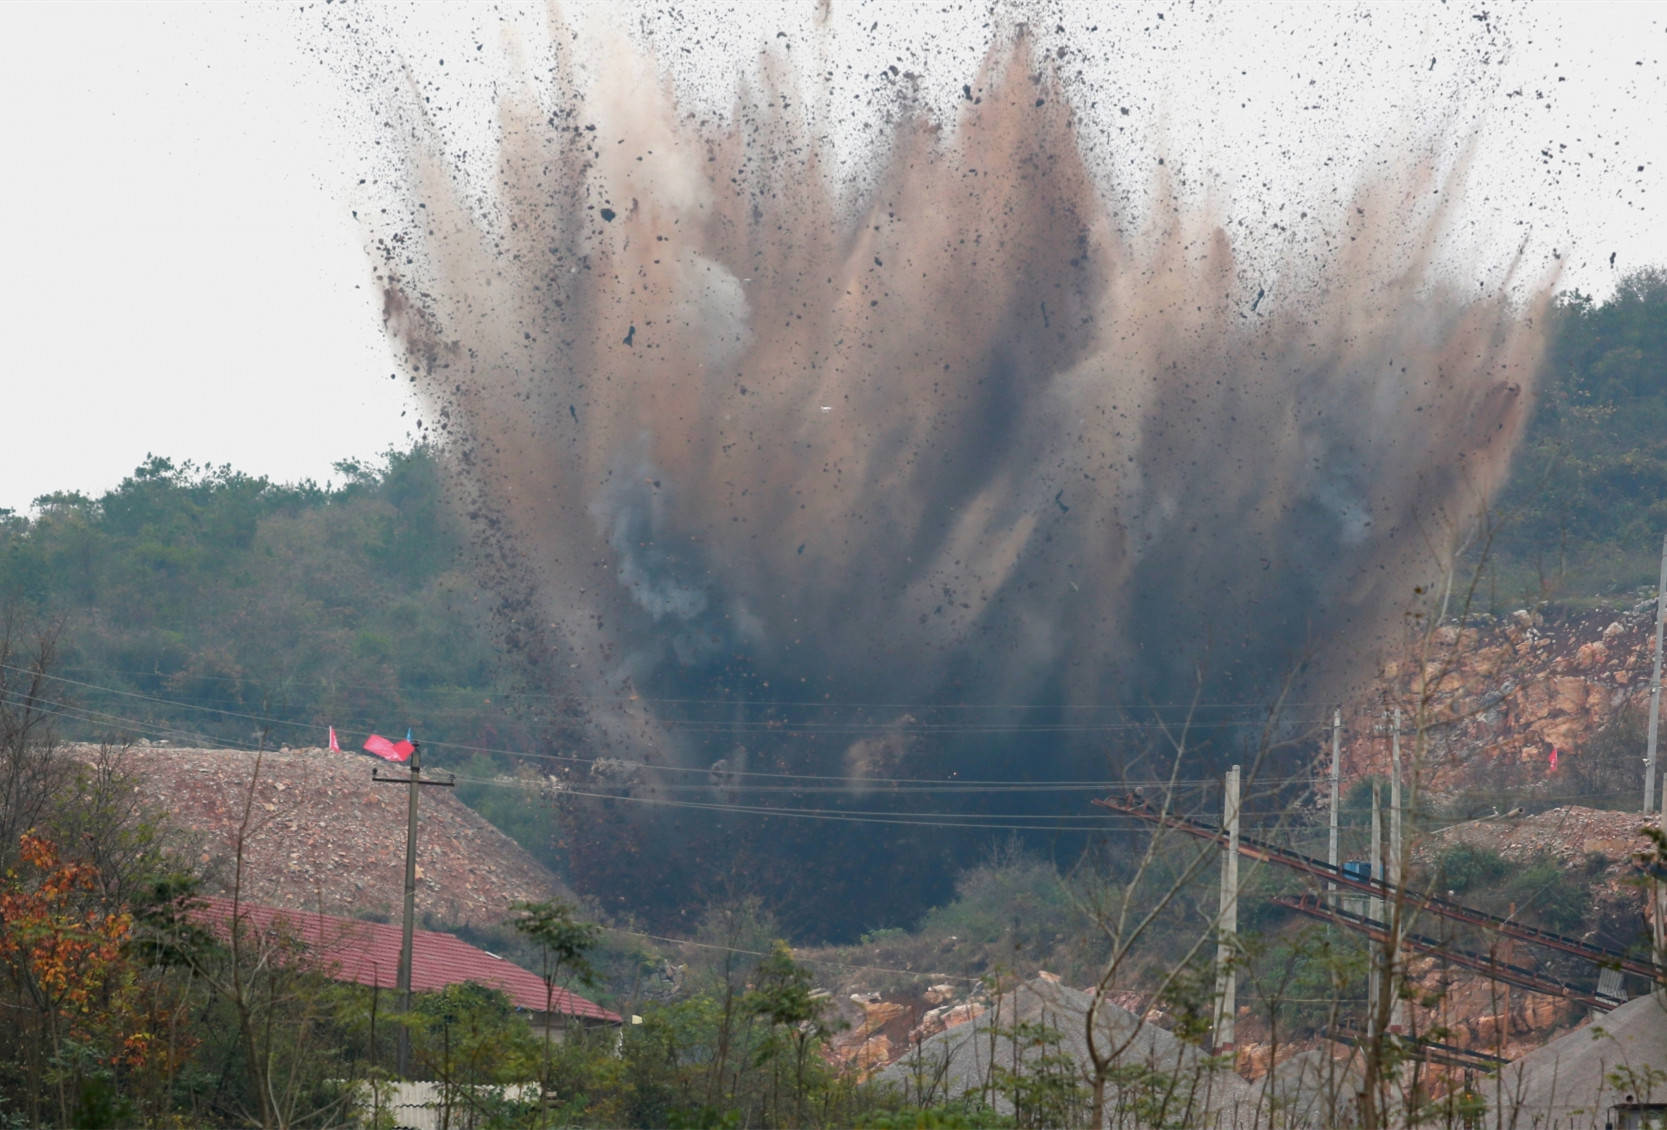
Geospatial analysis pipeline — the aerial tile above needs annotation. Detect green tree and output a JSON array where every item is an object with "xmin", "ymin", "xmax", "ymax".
[
  {"xmin": 408, "ymin": 982, "xmax": 541, "ymax": 1126},
  {"xmin": 509, "ymin": 899, "xmax": 602, "ymax": 1097},
  {"xmin": 746, "ymin": 940, "xmax": 833, "ymax": 1127}
]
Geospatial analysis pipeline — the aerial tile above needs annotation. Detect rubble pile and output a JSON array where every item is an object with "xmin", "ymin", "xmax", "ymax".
[
  {"xmin": 1422, "ymin": 804, "xmax": 1659, "ymax": 867},
  {"xmin": 873, "ymin": 977, "xmax": 1242, "ymax": 1121},
  {"xmin": 868, "ymin": 976, "xmax": 1382, "ymax": 1130},
  {"xmin": 1488, "ymin": 991, "xmax": 1667, "ymax": 1128},
  {"xmin": 81, "ymin": 742, "xmax": 570, "ymax": 929}
]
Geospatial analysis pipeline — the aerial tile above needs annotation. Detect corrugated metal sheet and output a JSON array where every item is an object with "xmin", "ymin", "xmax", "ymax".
[
  {"xmin": 371, "ymin": 1081, "xmax": 541, "ymax": 1130},
  {"xmin": 194, "ymin": 896, "xmax": 620, "ymax": 1023}
]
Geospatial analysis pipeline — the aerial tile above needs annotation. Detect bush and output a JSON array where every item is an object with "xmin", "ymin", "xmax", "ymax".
[
  {"xmin": 1434, "ymin": 844, "xmax": 1510, "ymax": 895},
  {"xmin": 1500, "ymin": 855, "xmax": 1591, "ymax": 934},
  {"xmin": 911, "ymin": 840, "xmax": 1095, "ymax": 980}
]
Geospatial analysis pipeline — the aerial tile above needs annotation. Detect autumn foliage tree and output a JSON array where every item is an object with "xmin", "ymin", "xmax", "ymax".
[{"xmin": 0, "ymin": 832, "xmax": 151, "ymax": 1127}]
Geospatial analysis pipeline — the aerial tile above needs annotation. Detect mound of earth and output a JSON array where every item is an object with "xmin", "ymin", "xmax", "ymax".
[
  {"xmin": 875, "ymin": 976, "xmax": 1262, "ymax": 1128},
  {"xmin": 82, "ymin": 742, "xmax": 569, "ymax": 930},
  {"xmin": 1419, "ymin": 804, "xmax": 1659, "ymax": 867},
  {"xmin": 1488, "ymin": 991, "xmax": 1667, "ymax": 1128}
]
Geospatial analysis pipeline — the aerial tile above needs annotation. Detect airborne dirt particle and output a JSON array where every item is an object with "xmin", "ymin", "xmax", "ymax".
[{"xmin": 361, "ymin": 13, "xmax": 1553, "ymax": 931}]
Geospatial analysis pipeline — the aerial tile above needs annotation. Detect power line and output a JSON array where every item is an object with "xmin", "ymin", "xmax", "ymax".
[
  {"xmin": 8, "ymin": 695, "xmax": 1304, "ymax": 799},
  {"xmin": 12, "ymin": 689, "xmax": 1627, "ymax": 864},
  {"xmin": 491, "ymin": 788, "xmax": 1333, "ymax": 838},
  {"xmin": 21, "ymin": 664, "xmax": 1631, "ymax": 824},
  {"xmin": 4, "ymin": 662, "xmax": 1341, "ymax": 747},
  {"xmin": 0, "ymin": 691, "xmax": 1224, "ymax": 830},
  {"xmin": 440, "ymin": 775, "xmax": 1165, "ymax": 832},
  {"xmin": 43, "ymin": 661, "xmax": 1342, "ymax": 714},
  {"xmin": 1, "ymin": 664, "xmax": 1328, "ymax": 790},
  {"xmin": 11, "ymin": 688, "xmax": 1634, "ymax": 835}
]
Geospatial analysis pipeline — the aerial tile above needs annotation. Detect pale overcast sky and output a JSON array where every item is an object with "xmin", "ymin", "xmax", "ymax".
[{"xmin": 1, "ymin": 1, "xmax": 1662, "ymax": 513}]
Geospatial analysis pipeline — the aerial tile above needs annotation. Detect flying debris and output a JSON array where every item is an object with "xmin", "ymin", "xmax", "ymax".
[{"xmin": 360, "ymin": 11, "xmax": 1553, "ymax": 931}]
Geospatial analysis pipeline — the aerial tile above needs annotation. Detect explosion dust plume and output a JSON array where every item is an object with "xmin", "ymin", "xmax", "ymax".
[{"xmin": 366, "ymin": 20, "xmax": 1548, "ymax": 930}]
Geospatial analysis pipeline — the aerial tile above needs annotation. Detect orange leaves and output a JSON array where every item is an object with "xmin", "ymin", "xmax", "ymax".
[
  {"xmin": 0, "ymin": 832, "xmax": 145, "ymax": 1067},
  {"xmin": 120, "ymin": 1029, "xmax": 155, "ymax": 1070},
  {"xmin": 18, "ymin": 831, "xmax": 55, "ymax": 870}
]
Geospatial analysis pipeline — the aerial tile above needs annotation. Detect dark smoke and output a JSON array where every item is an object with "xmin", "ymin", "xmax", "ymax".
[{"xmin": 366, "ymin": 19, "xmax": 1548, "ymax": 933}]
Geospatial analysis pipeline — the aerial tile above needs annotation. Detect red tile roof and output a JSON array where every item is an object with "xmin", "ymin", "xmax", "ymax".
[{"xmin": 193, "ymin": 896, "xmax": 620, "ymax": 1023}]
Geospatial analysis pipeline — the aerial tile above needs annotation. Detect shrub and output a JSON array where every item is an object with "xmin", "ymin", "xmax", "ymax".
[
  {"xmin": 1501, "ymin": 855, "xmax": 1589, "ymax": 934},
  {"xmin": 1434, "ymin": 844, "xmax": 1510, "ymax": 895}
]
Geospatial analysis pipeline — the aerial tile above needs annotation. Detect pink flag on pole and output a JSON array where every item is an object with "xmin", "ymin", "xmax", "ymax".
[
  {"xmin": 328, "ymin": 726, "xmax": 341, "ymax": 753},
  {"xmin": 363, "ymin": 734, "xmax": 414, "ymax": 763},
  {"xmin": 1549, "ymin": 747, "xmax": 1559, "ymax": 772}
]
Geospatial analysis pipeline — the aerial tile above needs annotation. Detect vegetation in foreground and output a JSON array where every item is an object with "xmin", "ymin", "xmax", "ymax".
[{"xmin": 4, "ymin": 609, "xmax": 1659, "ymax": 1129}]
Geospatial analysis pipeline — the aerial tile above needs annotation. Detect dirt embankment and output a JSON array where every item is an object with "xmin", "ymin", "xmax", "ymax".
[{"xmin": 85, "ymin": 742, "xmax": 568, "ymax": 930}]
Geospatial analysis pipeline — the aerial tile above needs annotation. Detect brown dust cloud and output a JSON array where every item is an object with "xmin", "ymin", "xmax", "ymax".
[{"xmin": 356, "ymin": 8, "xmax": 1550, "ymax": 932}]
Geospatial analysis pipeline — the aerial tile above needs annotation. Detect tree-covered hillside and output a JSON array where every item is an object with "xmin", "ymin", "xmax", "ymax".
[
  {"xmin": 0, "ymin": 448, "xmax": 506, "ymax": 751},
  {"xmin": 1485, "ymin": 268, "xmax": 1667, "ymax": 601}
]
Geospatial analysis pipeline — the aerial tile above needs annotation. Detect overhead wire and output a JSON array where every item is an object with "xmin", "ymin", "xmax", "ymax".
[
  {"xmin": 10, "ymin": 702, "xmax": 1613, "ymax": 854},
  {"xmin": 0, "ymin": 694, "xmax": 1214, "ymax": 832},
  {"xmin": 13, "ymin": 664, "xmax": 1338, "ymax": 739},
  {"xmin": 42, "ymin": 660, "xmax": 1345, "ymax": 714},
  {"xmin": 409, "ymin": 774, "xmax": 1182, "ymax": 832},
  {"xmin": 11, "ymin": 665, "xmax": 1620, "ymax": 843},
  {"xmin": 1, "ymin": 708, "xmax": 1285, "ymax": 796},
  {"xmin": 0, "ymin": 661, "xmax": 1329, "ymax": 792},
  {"xmin": 7, "ymin": 709, "xmax": 1303, "ymax": 809}
]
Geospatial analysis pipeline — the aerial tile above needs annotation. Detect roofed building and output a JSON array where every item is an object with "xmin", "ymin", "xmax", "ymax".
[{"xmin": 193, "ymin": 896, "xmax": 621, "ymax": 1035}]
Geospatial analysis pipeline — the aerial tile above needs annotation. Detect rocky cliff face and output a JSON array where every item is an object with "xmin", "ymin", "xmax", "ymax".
[{"xmin": 1336, "ymin": 601, "xmax": 1663, "ymax": 798}]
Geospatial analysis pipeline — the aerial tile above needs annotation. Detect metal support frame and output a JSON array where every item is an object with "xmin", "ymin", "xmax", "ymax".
[
  {"xmin": 1278, "ymin": 894, "xmax": 1620, "ymax": 1011},
  {"xmin": 1092, "ymin": 793, "xmax": 1662, "ymax": 983}
]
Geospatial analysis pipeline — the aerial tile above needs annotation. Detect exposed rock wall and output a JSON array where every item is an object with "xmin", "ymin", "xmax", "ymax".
[{"xmin": 1337, "ymin": 601, "xmax": 1662, "ymax": 798}]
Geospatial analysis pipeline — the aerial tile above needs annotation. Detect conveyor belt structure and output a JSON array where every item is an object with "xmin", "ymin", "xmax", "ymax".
[
  {"xmin": 1324, "ymin": 1026, "xmax": 1507, "ymax": 1072},
  {"xmin": 1091, "ymin": 794, "xmax": 1662, "ymax": 986},
  {"xmin": 1274, "ymin": 893, "xmax": 1621, "ymax": 1011}
]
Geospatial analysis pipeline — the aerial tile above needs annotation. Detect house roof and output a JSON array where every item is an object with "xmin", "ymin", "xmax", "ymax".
[{"xmin": 193, "ymin": 896, "xmax": 620, "ymax": 1023}]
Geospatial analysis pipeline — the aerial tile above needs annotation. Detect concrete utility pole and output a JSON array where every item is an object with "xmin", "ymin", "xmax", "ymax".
[
  {"xmin": 1389, "ymin": 708, "xmax": 1405, "ymax": 1035},
  {"xmin": 371, "ymin": 740, "xmax": 455, "ymax": 1078},
  {"xmin": 1213, "ymin": 764, "xmax": 1241, "ymax": 1056},
  {"xmin": 1645, "ymin": 532, "xmax": 1667, "ymax": 814},
  {"xmin": 1368, "ymin": 781, "xmax": 1382, "ymax": 1022},
  {"xmin": 1646, "ymin": 533, "xmax": 1667, "ymax": 970},
  {"xmin": 399, "ymin": 743, "xmax": 421, "ymax": 1054},
  {"xmin": 1329, "ymin": 708, "xmax": 1341, "ymax": 905}
]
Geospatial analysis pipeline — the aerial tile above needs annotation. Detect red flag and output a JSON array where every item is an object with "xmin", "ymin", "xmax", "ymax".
[
  {"xmin": 1549, "ymin": 747, "xmax": 1559, "ymax": 771},
  {"xmin": 328, "ymin": 726, "xmax": 341, "ymax": 753},
  {"xmin": 363, "ymin": 734, "xmax": 414, "ymax": 763}
]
